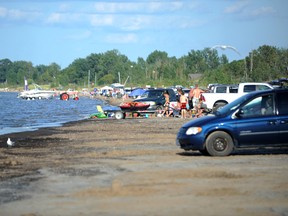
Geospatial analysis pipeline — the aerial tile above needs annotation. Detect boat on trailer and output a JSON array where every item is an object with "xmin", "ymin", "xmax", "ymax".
[{"xmin": 18, "ymin": 83, "xmax": 55, "ymax": 100}]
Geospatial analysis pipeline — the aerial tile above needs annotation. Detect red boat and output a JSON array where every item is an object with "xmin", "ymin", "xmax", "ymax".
[{"xmin": 120, "ymin": 102, "xmax": 150, "ymax": 111}]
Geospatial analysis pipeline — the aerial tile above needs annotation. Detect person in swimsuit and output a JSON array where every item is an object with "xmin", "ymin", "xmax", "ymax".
[
  {"xmin": 191, "ymin": 84, "xmax": 204, "ymax": 108},
  {"xmin": 179, "ymin": 90, "xmax": 188, "ymax": 118},
  {"xmin": 163, "ymin": 90, "xmax": 172, "ymax": 117}
]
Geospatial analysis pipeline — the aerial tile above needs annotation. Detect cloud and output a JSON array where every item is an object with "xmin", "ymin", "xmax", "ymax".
[
  {"xmin": 1, "ymin": 1, "xmax": 203, "ymax": 31},
  {"xmin": 224, "ymin": 1, "xmax": 249, "ymax": 14},
  {"xmin": 90, "ymin": 14, "xmax": 114, "ymax": 26},
  {"xmin": 0, "ymin": 7, "xmax": 8, "ymax": 17},
  {"xmin": 94, "ymin": 2, "xmax": 138, "ymax": 13},
  {"xmin": 118, "ymin": 15, "xmax": 152, "ymax": 31},
  {"xmin": 224, "ymin": 1, "xmax": 276, "ymax": 20},
  {"xmin": 0, "ymin": 6, "xmax": 41, "ymax": 21},
  {"xmin": 65, "ymin": 30, "xmax": 92, "ymax": 40},
  {"xmin": 93, "ymin": 1, "xmax": 185, "ymax": 13},
  {"xmin": 45, "ymin": 12, "xmax": 83, "ymax": 25},
  {"xmin": 46, "ymin": 13, "xmax": 62, "ymax": 23},
  {"xmin": 249, "ymin": 6, "xmax": 276, "ymax": 17},
  {"xmin": 104, "ymin": 33, "xmax": 138, "ymax": 43},
  {"xmin": 59, "ymin": 3, "xmax": 70, "ymax": 12}
]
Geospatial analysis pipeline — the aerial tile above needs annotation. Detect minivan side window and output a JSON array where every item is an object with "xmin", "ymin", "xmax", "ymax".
[
  {"xmin": 277, "ymin": 92, "xmax": 288, "ymax": 115},
  {"xmin": 241, "ymin": 94, "xmax": 274, "ymax": 117}
]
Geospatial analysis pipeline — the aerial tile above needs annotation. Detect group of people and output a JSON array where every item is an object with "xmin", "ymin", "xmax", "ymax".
[{"xmin": 162, "ymin": 84, "xmax": 205, "ymax": 118}]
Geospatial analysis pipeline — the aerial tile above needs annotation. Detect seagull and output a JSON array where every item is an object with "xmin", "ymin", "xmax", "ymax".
[
  {"xmin": 7, "ymin": 138, "xmax": 15, "ymax": 147},
  {"xmin": 210, "ymin": 45, "xmax": 241, "ymax": 55}
]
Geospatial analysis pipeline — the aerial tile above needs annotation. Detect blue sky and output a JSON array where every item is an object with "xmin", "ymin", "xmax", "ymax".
[{"xmin": 0, "ymin": 0, "xmax": 287, "ymax": 69}]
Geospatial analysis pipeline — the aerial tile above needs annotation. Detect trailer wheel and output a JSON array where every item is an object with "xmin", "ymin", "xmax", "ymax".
[
  {"xmin": 115, "ymin": 111, "xmax": 124, "ymax": 120},
  {"xmin": 60, "ymin": 93, "xmax": 69, "ymax": 100}
]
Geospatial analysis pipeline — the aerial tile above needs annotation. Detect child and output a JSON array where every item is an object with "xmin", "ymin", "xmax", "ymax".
[{"xmin": 179, "ymin": 90, "xmax": 188, "ymax": 118}]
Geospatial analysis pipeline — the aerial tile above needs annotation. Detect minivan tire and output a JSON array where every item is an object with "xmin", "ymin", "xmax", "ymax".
[{"xmin": 205, "ymin": 131, "xmax": 234, "ymax": 156}]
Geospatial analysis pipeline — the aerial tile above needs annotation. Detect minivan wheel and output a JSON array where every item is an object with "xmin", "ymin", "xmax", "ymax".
[{"xmin": 205, "ymin": 131, "xmax": 234, "ymax": 156}]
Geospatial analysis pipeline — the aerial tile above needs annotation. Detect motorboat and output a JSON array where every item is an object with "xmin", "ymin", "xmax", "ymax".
[
  {"xmin": 18, "ymin": 83, "xmax": 55, "ymax": 100},
  {"xmin": 120, "ymin": 102, "xmax": 150, "ymax": 111}
]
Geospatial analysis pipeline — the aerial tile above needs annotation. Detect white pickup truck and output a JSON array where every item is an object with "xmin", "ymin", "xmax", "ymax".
[{"xmin": 202, "ymin": 82, "xmax": 274, "ymax": 112}]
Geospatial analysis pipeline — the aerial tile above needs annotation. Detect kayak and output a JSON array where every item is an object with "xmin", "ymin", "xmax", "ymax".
[{"xmin": 120, "ymin": 102, "xmax": 150, "ymax": 111}]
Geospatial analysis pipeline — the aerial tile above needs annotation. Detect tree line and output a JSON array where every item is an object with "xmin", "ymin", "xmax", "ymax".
[{"xmin": 0, "ymin": 45, "xmax": 287, "ymax": 89}]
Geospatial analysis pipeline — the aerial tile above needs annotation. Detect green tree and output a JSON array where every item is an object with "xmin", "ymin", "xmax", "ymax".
[
  {"xmin": 1, "ymin": 45, "xmax": 288, "ymax": 89},
  {"xmin": 0, "ymin": 58, "xmax": 12, "ymax": 83},
  {"xmin": 6, "ymin": 61, "xmax": 34, "ymax": 85},
  {"xmin": 98, "ymin": 73, "xmax": 115, "ymax": 85}
]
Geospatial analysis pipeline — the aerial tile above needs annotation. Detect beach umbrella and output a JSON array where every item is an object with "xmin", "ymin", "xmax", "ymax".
[{"xmin": 129, "ymin": 88, "xmax": 145, "ymax": 97}]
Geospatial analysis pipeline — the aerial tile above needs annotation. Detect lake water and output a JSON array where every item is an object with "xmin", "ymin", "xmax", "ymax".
[{"xmin": 0, "ymin": 92, "xmax": 117, "ymax": 135}]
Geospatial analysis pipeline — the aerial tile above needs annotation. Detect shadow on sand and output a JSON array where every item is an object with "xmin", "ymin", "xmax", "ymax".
[{"xmin": 177, "ymin": 147, "xmax": 288, "ymax": 157}]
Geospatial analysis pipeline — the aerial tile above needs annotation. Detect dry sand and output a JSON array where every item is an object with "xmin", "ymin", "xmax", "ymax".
[{"xmin": 0, "ymin": 116, "xmax": 288, "ymax": 216}]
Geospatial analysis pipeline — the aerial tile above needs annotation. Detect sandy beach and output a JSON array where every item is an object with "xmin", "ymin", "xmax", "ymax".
[{"xmin": 0, "ymin": 115, "xmax": 288, "ymax": 216}]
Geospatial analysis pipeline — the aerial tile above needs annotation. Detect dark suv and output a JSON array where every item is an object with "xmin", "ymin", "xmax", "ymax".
[{"xmin": 133, "ymin": 88, "xmax": 177, "ymax": 112}]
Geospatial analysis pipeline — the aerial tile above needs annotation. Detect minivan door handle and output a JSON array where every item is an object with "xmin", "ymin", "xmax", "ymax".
[
  {"xmin": 268, "ymin": 121, "xmax": 277, "ymax": 125},
  {"xmin": 280, "ymin": 120, "xmax": 288, "ymax": 124}
]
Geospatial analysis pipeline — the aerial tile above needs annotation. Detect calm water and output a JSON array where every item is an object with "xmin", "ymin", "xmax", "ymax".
[{"xmin": 0, "ymin": 92, "xmax": 116, "ymax": 135}]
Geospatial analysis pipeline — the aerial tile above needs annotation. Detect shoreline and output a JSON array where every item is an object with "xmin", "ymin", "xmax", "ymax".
[
  {"xmin": 0, "ymin": 117, "xmax": 188, "ymax": 180},
  {"xmin": 0, "ymin": 92, "xmax": 128, "ymax": 137},
  {"xmin": 0, "ymin": 118, "xmax": 90, "ymax": 139}
]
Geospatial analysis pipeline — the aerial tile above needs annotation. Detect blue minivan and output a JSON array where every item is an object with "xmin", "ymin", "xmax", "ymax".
[{"xmin": 176, "ymin": 88, "xmax": 288, "ymax": 156}]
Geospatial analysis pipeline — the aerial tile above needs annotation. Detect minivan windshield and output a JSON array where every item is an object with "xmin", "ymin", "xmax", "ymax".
[{"xmin": 215, "ymin": 94, "xmax": 252, "ymax": 116}]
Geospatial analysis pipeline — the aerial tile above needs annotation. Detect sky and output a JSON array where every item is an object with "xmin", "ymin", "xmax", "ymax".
[{"xmin": 0, "ymin": 0, "xmax": 287, "ymax": 69}]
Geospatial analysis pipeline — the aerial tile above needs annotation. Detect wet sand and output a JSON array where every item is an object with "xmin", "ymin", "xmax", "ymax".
[{"xmin": 0, "ymin": 116, "xmax": 288, "ymax": 216}]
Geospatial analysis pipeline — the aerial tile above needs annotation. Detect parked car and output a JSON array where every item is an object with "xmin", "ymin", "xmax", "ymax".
[
  {"xmin": 202, "ymin": 82, "xmax": 273, "ymax": 112},
  {"xmin": 133, "ymin": 88, "xmax": 177, "ymax": 112},
  {"xmin": 176, "ymin": 88, "xmax": 288, "ymax": 156}
]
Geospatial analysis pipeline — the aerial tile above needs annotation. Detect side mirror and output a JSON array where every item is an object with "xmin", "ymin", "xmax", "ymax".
[{"xmin": 235, "ymin": 109, "xmax": 244, "ymax": 118}]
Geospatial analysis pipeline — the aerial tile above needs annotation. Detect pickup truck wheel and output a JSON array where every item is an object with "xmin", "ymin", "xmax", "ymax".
[
  {"xmin": 213, "ymin": 103, "xmax": 227, "ymax": 112},
  {"xmin": 205, "ymin": 131, "xmax": 234, "ymax": 156}
]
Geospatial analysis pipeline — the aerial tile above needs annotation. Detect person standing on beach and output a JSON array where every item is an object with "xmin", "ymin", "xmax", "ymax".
[
  {"xmin": 179, "ymin": 90, "xmax": 188, "ymax": 118},
  {"xmin": 188, "ymin": 86, "xmax": 194, "ymax": 110},
  {"xmin": 191, "ymin": 84, "xmax": 204, "ymax": 108},
  {"xmin": 163, "ymin": 90, "xmax": 171, "ymax": 116}
]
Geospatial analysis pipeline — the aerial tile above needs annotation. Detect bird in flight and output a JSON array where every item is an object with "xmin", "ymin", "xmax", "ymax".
[{"xmin": 210, "ymin": 45, "xmax": 240, "ymax": 55}]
